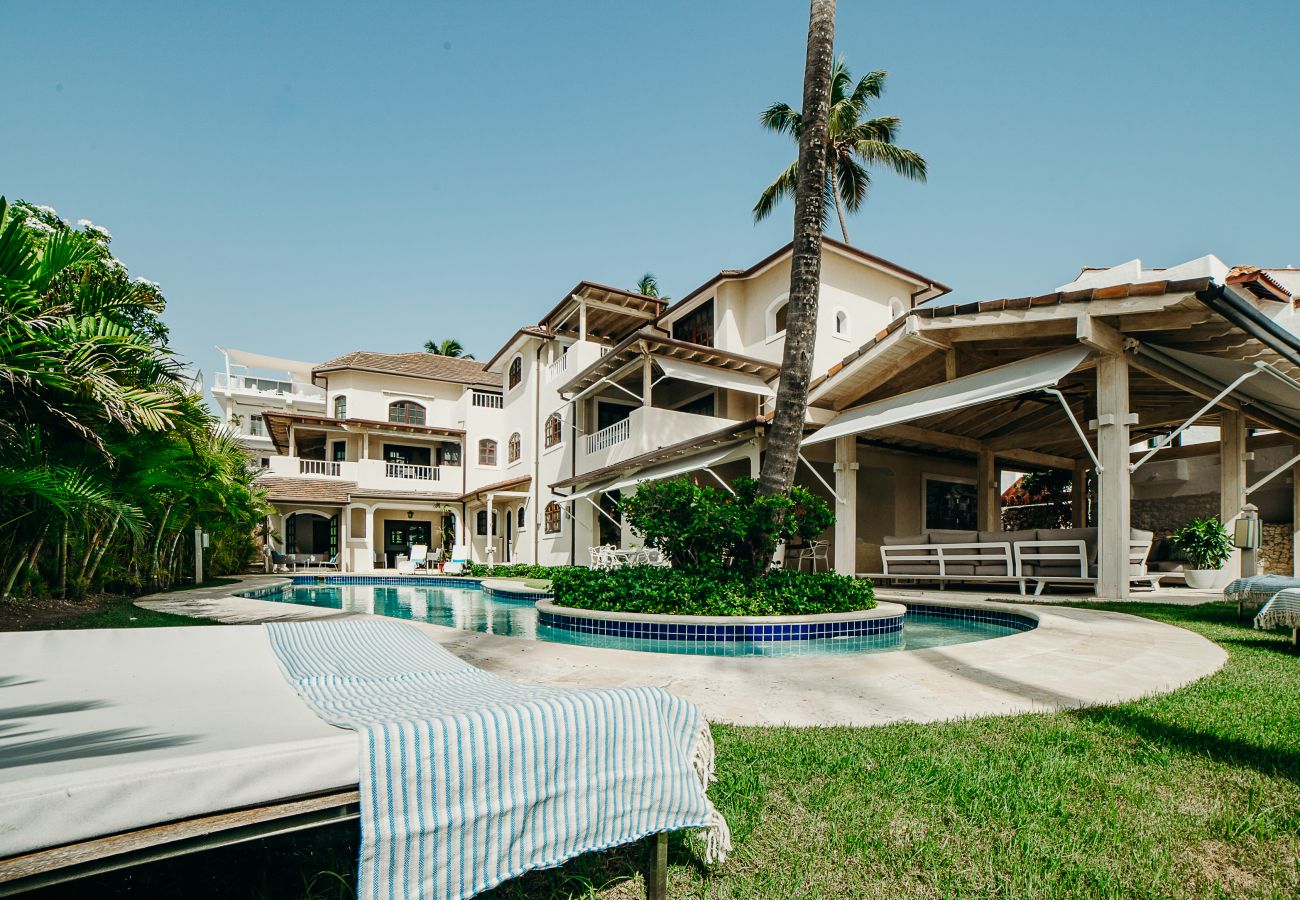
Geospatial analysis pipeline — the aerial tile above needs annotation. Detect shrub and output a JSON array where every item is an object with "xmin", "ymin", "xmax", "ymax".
[
  {"xmin": 618, "ymin": 476, "xmax": 834, "ymax": 576},
  {"xmin": 550, "ymin": 566, "xmax": 874, "ymax": 617},
  {"xmin": 1169, "ymin": 516, "xmax": 1234, "ymax": 570},
  {"xmin": 467, "ymin": 563, "xmax": 579, "ymax": 579}
]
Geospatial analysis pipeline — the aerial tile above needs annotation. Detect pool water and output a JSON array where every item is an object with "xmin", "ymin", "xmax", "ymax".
[{"xmin": 257, "ymin": 582, "xmax": 1023, "ymax": 657}]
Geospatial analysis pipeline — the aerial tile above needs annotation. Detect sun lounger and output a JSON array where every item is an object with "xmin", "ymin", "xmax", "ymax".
[
  {"xmin": 0, "ymin": 624, "xmax": 723, "ymax": 898},
  {"xmin": 441, "ymin": 544, "xmax": 470, "ymax": 576}
]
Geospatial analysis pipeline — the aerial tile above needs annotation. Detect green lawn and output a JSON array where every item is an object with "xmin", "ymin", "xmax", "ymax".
[{"xmin": 26, "ymin": 600, "xmax": 1300, "ymax": 899}]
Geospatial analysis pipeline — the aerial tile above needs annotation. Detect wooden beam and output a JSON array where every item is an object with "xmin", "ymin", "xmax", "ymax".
[
  {"xmin": 1221, "ymin": 410, "xmax": 1246, "ymax": 581},
  {"xmin": 1127, "ymin": 353, "xmax": 1300, "ymax": 438},
  {"xmin": 1128, "ymin": 429, "xmax": 1293, "ymax": 462},
  {"xmin": 998, "ymin": 448, "xmax": 1078, "ymax": 471},
  {"xmin": 977, "ymin": 449, "xmax": 998, "ymax": 532},
  {"xmin": 1076, "ymin": 314, "xmax": 1125, "ymax": 354},
  {"xmin": 1071, "ymin": 462, "xmax": 1088, "ymax": 527},
  {"xmin": 875, "ymin": 423, "xmax": 981, "ymax": 454}
]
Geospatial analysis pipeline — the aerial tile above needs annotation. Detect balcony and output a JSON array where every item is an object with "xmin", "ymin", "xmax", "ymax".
[
  {"xmin": 265, "ymin": 456, "xmax": 447, "ymax": 494},
  {"xmin": 213, "ymin": 372, "xmax": 326, "ymax": 405},
  {"xmin": 470, "ymin": 390, "xmax": 503, "ymax": 409},
  {"xmin": 577, "ymin": 406, "xmax": 736, "ymax": 473}
]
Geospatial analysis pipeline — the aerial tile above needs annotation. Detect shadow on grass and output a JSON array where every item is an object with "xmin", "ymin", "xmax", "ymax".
[
  {"xmin": 1071, "ymin": 705, "xmax": 1300, "ymax": 784},
  {"xmin": 1217, "ymin": 636, "xmax": 1300, "ymax": 657}
]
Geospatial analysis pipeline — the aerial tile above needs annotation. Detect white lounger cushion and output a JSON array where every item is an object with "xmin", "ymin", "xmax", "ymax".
[{"xmin": 0, "ymin": 627, "xmax": 357, "ymax": 858}]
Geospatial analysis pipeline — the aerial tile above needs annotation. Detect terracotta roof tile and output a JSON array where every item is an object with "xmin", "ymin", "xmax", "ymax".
[
  {"xmin": 314, "ymin": 351, "xmax": 502, "ymax": 387},
  {"xmin": 258, "ymin": 476, "xmax": 355, "ymax": 504}
]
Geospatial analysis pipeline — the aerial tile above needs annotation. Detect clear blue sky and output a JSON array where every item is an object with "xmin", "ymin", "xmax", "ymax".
[{"xmin": 4, "ymin": 1, "xmax": 1297, "ymax": 382}]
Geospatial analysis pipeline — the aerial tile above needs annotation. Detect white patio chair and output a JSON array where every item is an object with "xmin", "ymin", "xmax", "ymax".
[
  {"xmin": 410, "ymin": 545, "xmax": 429, "ymax": 572},
  {"xmin": 798, "ymin": 540, "xmax": 830, "ymax": 573},
  {"xmin": 442, "ymin": 545, "xmax": 470, "ymax": 576}
]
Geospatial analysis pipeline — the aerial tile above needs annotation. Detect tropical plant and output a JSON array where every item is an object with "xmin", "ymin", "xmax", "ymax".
[
  {"xmin": 619, "ymin": 476, "xmax": 834, "ymax": 577},
  {"xmin": 634, "ymin": 273, "xmax": 670, "ymax": 301},
  {"xmin": 422, "ymin": 338, "xmax": 475, "ymax": 359},
  {"xmin": 0, "ymin": 197, "xmax": 270, "ymax": 600},
  {"xmin": 1169, "ymin": 516, "xmax": 1234, "ymax": 570},
  {"xmin": 754, "ymin": 59, "xmax": 926, "ymax": 244},
  {"xmin": 756, "ymin": 0, "xmax": 836, "ymax": 534}
]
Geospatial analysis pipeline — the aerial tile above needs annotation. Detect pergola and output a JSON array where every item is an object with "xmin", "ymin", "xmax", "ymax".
[{"xmin": 806, "ymin": 269, "xmax": 1300, "ymax": 598}]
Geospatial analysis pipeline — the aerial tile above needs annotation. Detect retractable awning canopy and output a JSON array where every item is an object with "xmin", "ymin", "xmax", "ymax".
[
  {"xmin": 804, "ymin": 345, "xmax": 1093, "ymax": 447},
  {"xmin": 217, "ymin": 347, "xmax": 315, "ymax": 380},
  {"xmin": 655, "ymin": 356, "xmax": 775, "ymax": 398},
  {"xmin": 1141, "ymin": 345, "xmax": 1300, "ymax": 424},
  {"xmin": 562, "ymin": 442, "xmax": 749, "ymax": 502}
]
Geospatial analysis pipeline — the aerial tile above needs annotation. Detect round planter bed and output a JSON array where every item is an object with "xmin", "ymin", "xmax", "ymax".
[{"xmin": 535, "ymin": 599, "xmax": 907, "ymax": 643}]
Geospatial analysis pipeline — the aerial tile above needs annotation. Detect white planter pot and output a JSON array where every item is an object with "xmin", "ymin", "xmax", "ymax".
[{"xmin": 1183, "ymin": 568, "xmax": 1224, "ymax": 590}]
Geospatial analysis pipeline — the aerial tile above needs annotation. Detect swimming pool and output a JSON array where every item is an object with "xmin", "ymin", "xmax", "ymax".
[{"xmin": 246, "ymin": 579, "xmax": 1031, "ymax": 657}]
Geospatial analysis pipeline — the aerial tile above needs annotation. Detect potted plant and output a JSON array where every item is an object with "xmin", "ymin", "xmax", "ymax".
[{"xmin": 1168, "ymin": 516, "xmax": 1234, "ymax": 589}]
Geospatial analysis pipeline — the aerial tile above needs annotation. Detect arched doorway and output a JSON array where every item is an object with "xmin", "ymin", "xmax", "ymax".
[
  {"xmin": 285, "ymin": 512, "xmax": 338, "ymax": 560},
  {"xmin": 505, "ymin": 507, "xmax": 514, "ymax": 563}
]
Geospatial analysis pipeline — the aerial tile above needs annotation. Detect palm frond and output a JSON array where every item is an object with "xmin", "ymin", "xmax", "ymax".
[
  {"xmin": 854, "ymin": 140, "xmax": 928, "ymax": 182},
  {"xmin": 759, "ymin": 102, "xmax": 800, "ymax": 137},
  {"xmin": 836, "ymin": 157, "xmax": 871, "ymax": 214},
  {"xmin": 753, "ymin": 160, "xmax": 800, "ymax": 223}
]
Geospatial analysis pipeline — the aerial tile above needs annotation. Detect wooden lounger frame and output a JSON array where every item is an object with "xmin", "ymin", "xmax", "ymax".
[{"xmin": 0, "ymin": 789, "xmax": 671, "ymax": 899}]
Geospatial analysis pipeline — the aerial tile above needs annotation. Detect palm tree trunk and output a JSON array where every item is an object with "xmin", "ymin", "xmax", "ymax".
[
  {"xmin": 85, "ymin": 514, "xmax": 120, "ymax": 587},
  {"xmin": 833, "ymin": 187, "xmax": 850, "ymax": 243},
  {"xmin": 758, "ymin": 0, "xmax": 837, "ymax": 505}
]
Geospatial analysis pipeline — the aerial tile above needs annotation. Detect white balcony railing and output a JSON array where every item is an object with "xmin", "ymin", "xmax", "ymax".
[
  {"xmin": 213, "ymin": 372, "xmax": 326, "ymax": 402},
  {"xmin": 300, "ymin": 459, "xmax": 342, "ymax": 477},
  {"xmin": 586, "ymin": 417, "xmax": 631, "ymax": 454},
  {"xmin": 385, "ymin": 462, "xmax": 439, "ymax": 481},
  {"xmin": 471, "ymin": 390, "xmax": 504, "ymax": 409},
  {"xmin": 545, "ymin": 351, "xmax": 569, "ymax": 383}
]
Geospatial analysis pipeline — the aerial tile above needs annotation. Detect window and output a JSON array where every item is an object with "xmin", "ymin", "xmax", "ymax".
[
  {"xmin": 674, "ymin": 393, "xmax": 716, "ymax": 417},
  {"xmin": 766, "ymin": 296, "xmax": 790, "ymax": 338},
  {"xmin": 508, "ymin": 432, "xmax": 521, "ymax": 463},
  {"xmin": 478, "ymin": 438, "xmax": 497, "ymax": 466},
  {"xmin": 474, "ymin": 510, "xmax": 498, "ymax": 536},
  {"xmin": 249, "ymin": 414, "xmax": 264, "ymax": 436},
  {"xmin": 834, "ymin": 310, "xmax": 849, "ymax": 337},
  {"xmin": 388, "ymin": 400, "xmax": 425, "ymax": 426},
  {"xmin": 672, "ymin": 298, "xmax": 714, "ymax": 347},
  {"xmin": 517, "ymin": 506, "xmax": 526, "ymax": 529},
  {"xmin": 259, "ymin": 457, "xmax": 270, "ymax": 469},
  {"xmin": 888, "ymin": 297, "xmax": 906, "ymax": 320},
  {"xmin": 508, "ymin": 356, "xmax": 522, "ymax": 390},
  {"xmin": 544, "ymin": 413, "xmax": 562, "ymax": 448},
  {"xmin": 331, "ymin": 440, "xmax": 347, "ymax": 462},
  {"xmin": 333, "ymin": 395, "xmax": 348, "ymax": 419},
  {"xmin": 544, "ymin": 501, "xmax": 561, "ymax": 534},
  {"xmin": 437, "ymin": 442, "xmax": 461, "ymax": 467}
]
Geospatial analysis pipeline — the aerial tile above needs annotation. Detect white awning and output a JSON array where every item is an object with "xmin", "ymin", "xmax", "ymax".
[
  {"xmin": 804, "ymin": 345, "xmax": 1092, "ymax": 447},
  {"xmin": 654, "ymin": 357, "xmax": 775, "ymax": 398},
  {"xmin": 1142, "ymin": 345, "xmax": 1300, "ymax": 423},
  {"xmin": 217, "ymin": 347, "xmax": 316, "ymax": 380},
  {"xmin": 561, "ymin": 442, "xmax": 750, "ymax": 501}
]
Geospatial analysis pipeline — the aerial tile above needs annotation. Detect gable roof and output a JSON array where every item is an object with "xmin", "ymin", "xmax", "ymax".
[
  {"xmin": 313, "ymin": 351, "xmax": 502, "ymax": 388},
  {"xmin": 656, "ymin": 238, "xmax": 951, "ymax": 327}
]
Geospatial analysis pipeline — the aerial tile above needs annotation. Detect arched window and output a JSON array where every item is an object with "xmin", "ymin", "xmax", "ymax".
[
  {"xmin": 766, "ymin": 295, "xmax": 790, "ymax": 338},
  {"xmin": 517, "ymin": 506, "xmax": 526, "ymax": 529},
  {"xmin": 508, "ymin": 432, "xmax": 521, "ymax": 463},
  {"xmin": 333, "ymin": 395, "xmax": 348, "ymax": 419},
  {"xmin": 888, "ymin": 297, "xmax": 906, "ymax": 320},
  {"xmin": 508, "ymin": 356, "xmax": 522, "ymax": 390},
  {"xmin": 544, "ymin": 501, "xmax": 561, "ymax": 534},
  {"xmin": 478, "ymin": 439, "xmax": 497, "ymax": 466},
  {"xmin": 476, "ymin": 510, "xmax": 498, "ymax": 536},
  {"xmin": 834, "ymin": 309, "xmax": 849, "ymax": 337},
  {"xmin": 544, "ymin": 413, "xmax": 562, "ymax": 448},
  {"xmin": 388, "ymin": 400, "xmax": 425, "ymax": 426}
]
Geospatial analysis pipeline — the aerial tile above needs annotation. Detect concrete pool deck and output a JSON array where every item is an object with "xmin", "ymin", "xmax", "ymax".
[{"xmin": 138, "ymin": 577, "xmax": 1227, "ymax": 728}]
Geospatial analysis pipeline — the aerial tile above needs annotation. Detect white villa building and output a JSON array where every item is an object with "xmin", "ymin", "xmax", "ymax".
[{"xmin": 215, "ymin": 243, "xmax": 1300, "ymax": 598}]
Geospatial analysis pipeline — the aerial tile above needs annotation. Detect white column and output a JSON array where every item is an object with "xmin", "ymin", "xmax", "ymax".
[
  {"xmin": 833, "ymin": 437, "xmax": 858, "ymax": 575},
  {"xmin": 1220, "ymin": 410, "xmax": 1246, "ymax": 581},
  {"xmin": 642, "ymin": 355, "xmax": 652, "ymax": 406},
  {"xmin": 578, "ymin": 301, "xmax": 587, "ymax": 341},
  {"xmin": 1096, "ymin": 353, "xmax": 1132, "ymax": 599},
  {"xmin": 486, "ymin": 495, "xmax": 496, "ymax": 569},
  {"xmin": 363, "ymin": 506, "xmax": 375, "ymax": 572}
]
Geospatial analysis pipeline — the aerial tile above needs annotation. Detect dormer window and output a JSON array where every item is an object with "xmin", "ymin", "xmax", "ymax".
[
  {"xmin": 508, "ymin": 356, "xmax": 522, "ymax": 390},
  {"xmin": 388, "ymin": 400, "xmax": 425, "ymax": 426},
  {"xmin": 333, "ymin": 395, "xmax": 348, "ymax": 419}
]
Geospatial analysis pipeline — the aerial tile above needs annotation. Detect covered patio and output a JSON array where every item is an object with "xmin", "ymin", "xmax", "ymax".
[{"xmin": 805, "ymin": 263, "xmax": 1300, "ymax": 598}]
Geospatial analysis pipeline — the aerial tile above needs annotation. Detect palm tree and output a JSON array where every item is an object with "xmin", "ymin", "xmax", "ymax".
[
  {"xmin": 754, "ymin": 58, "xmax": 925, "ymax": 244},
  {"xmin": 635, "ymin": 273, "xmax": 671, "ymax": 302},
  {"xmin": 757, "ymin": 0, "xmax": 837, "ymax": 508},
  {"xmin": 423, "ymin": 338, "xmax": 475, "ymax": 360}
]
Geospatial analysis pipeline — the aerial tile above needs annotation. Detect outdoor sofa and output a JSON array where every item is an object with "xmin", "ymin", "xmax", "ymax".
[{"xmin": 873, "ymin": 526, "xmax": 1158, "ymax": 594}]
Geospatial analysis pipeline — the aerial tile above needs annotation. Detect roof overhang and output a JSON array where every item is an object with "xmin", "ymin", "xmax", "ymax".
[
  {"xmin": 562, "ymin": 441, "xmax": 753, "ymax": 502},
  {"xmin": 217, "ymin": 347, "xmax": 315, "ymax": 380},
  {"xmin": 261, "ymin": 412, "xmax": 465, "ymax": 454},
  {"xmin": 538, "ymin": 282, "xmax": 667, "ymax": 342}
]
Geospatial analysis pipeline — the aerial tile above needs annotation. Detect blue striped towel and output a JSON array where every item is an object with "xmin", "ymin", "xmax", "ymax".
[
  {"xmin": 265, "ymin": 619, "xmax": 729, "ymax": 900},
  {"xmin": 1255, "ymin": 589, "xmax": 1300, "ymax": 631},
  {"xmin": 1223, "ymin": 575, "xmax": 1300, "ymax": 609}
]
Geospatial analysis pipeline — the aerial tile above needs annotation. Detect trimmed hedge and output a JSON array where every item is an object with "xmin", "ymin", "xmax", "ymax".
[
  {"xmin": 467, "ymin": 563, "xmax": 579, "ymax": 579},
  {"xmin": 549, "ymin": 566, "xmax": 875, "ymax": 618}
]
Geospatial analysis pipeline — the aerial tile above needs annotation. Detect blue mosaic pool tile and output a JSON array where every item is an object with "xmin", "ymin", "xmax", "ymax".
[{"xmin": 537, "ymin": 610, "xmax": 908, "ymax": 642}]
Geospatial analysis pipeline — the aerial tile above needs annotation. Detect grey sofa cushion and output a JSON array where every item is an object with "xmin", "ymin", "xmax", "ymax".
[
  {"xmin": 931, "ymin": 531, "xmax": 979, "ymax": 544},
  {"xmin": 883, "ymin": 533, "xmax": 930, "ymax": 545},
  {"xmin": 1037, "ymin": 527, "xmax": 1098, "ymax": 563},
  {"xmin": 887, "ymin": 563, "xmax": 941, "ymax": 575},
  {"xmin": 975, "ymin": 562, "xmax": 1016, "ymax": 577}
]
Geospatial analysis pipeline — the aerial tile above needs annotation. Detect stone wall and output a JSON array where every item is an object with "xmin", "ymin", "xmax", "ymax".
[
  {"xmin": 1131, "ymin": 493, "xmax": 1219, "ymax": 535},
  {"xmin": 1259, "ymin": 523, "xmax": 1294, "ymax": 576},
  {"xmin": 1001, "ymin": 503, "xmax": 1069, "ymax": 531}
]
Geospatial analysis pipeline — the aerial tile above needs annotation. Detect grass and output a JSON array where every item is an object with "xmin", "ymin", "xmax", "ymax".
[
  {"xmin": 0, "ymin": 579, "xmax": 233, "ymax": 631},
  {"xmin": 23, "ymin": 600, "xmax": 1300, "ymax": 899}
]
